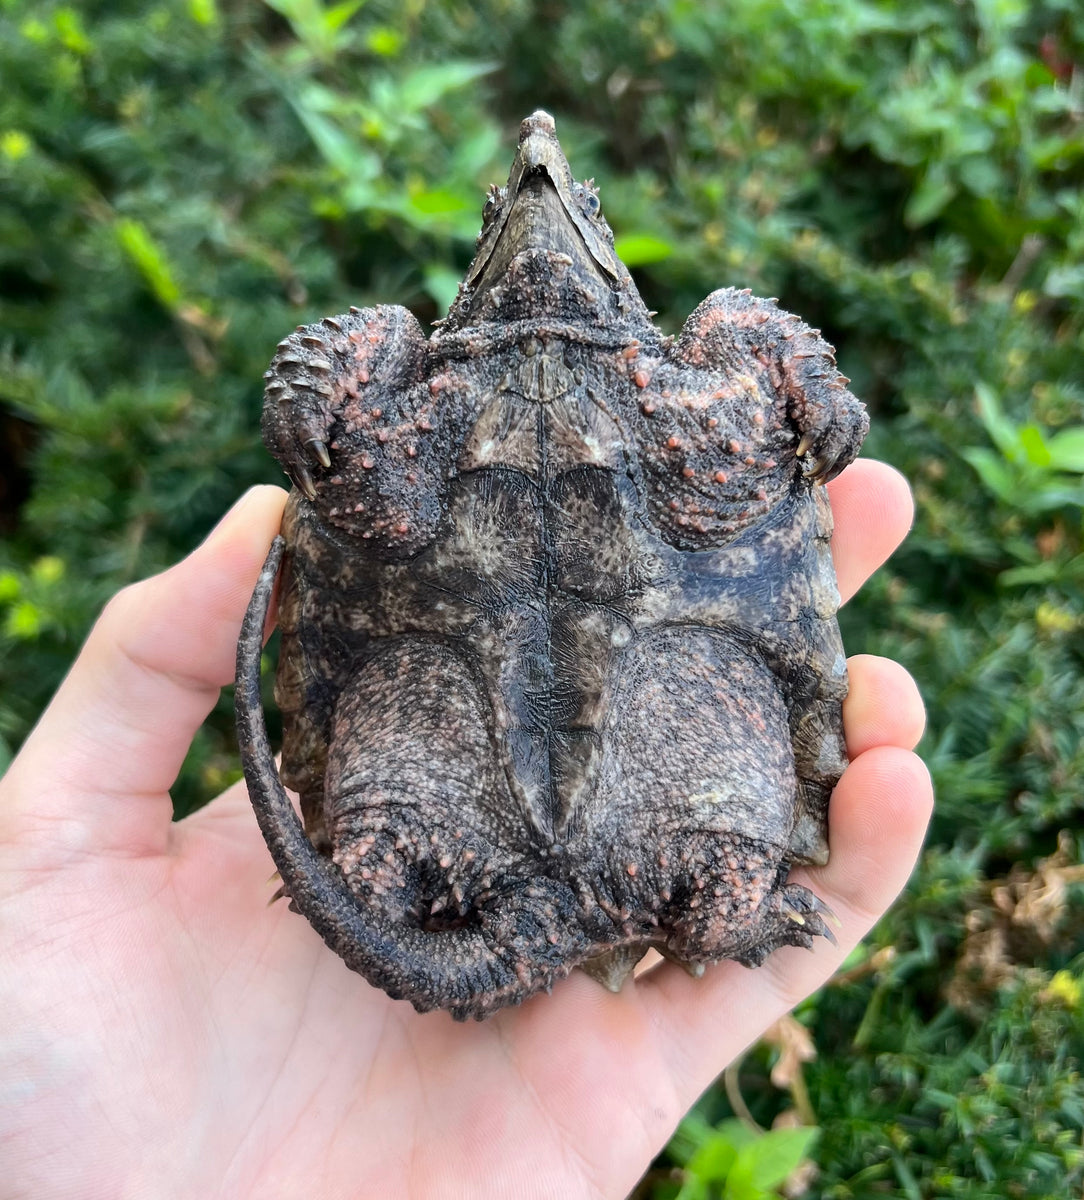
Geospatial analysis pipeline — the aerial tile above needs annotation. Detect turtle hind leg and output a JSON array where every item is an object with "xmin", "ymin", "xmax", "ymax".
[
  {"xmin": 729, "ymin": 883, "xmax": 838, "ymax": 967},
  {"xmin": 647, "ymin": 833, "xmax": 838, "ymax": 970}
]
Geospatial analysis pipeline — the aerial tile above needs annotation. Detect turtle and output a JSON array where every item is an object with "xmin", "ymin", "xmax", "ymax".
[{"xmin": 235, "ymin": 110, "xmax": 869, "ymax": 1021}]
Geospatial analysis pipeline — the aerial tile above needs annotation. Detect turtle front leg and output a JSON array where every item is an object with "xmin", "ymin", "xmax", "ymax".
[
  {"xmin": 674, "ymin": 286, "xmax": 869, "ymax": 485},
  {"xmin": 260, "ymin": 304, "xmax": 428, "ymax": 500}
]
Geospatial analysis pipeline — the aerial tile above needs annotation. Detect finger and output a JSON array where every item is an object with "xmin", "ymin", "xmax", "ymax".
[
  {"xmin": 0, "ymin": 486, "xmax": 288, "ymax": 855},
  {"xmin": 844, "ymin": 654, "xmax": 926, "ymax": 756},
  {"xmin": 828, "ymin": 459, "xmax": 913, "ymax": 604},
  {"xmin": 638, "ymin": 744, "xmax": 932, "ymax": 1111}
]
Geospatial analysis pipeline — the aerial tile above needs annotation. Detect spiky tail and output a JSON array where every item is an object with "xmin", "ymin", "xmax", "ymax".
[{"xmin": 234, "ymin": 536, "xmax": 583, "ymax": 1020}]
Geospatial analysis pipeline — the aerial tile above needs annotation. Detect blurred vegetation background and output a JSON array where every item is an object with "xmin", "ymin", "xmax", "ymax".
[{"xmin": 2, "ymin": 0, "xmax": 1083, "ymax": 1194}]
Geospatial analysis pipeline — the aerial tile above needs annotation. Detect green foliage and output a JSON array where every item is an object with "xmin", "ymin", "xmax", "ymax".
[
  {"xmin": 807, "ymin": 963, "xmax": 1084, "ymax": 1196},
  {"xmin": 2, "ymin": 0, "xmax": 1083, "ymax": 1193},
  {"xmin": 963, "ymin": 381, "xmax": 1084, "ymax": 516},
  {"xmin": 664, "ymin": 1116, "xmax": 819, "ymax": 1199}
]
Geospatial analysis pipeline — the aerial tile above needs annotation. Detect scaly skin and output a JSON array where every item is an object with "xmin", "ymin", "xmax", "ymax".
[{"xmin": 238, "ymin": 110, "xmax": 867, "ymax": 1019}]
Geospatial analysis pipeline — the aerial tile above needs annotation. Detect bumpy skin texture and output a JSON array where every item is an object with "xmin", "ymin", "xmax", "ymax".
[{"xmin": 236, "ymin": 111, "xmax": 869, "ymax": 1020}]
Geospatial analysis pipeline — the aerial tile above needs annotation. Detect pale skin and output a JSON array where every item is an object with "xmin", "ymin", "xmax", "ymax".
[{"xmin": 0, "ymin": 460, "xmax": 931, "ymax": 1200}]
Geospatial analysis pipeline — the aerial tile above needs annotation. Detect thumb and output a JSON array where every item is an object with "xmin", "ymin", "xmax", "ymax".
[{"xmin": 0, "ymin": 486, "xmax": 287, "ymax": 857}]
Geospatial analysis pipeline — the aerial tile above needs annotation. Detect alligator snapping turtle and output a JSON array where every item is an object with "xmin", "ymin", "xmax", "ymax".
[{"xmin": 235, "ymin": 110, "xmax": 868, "ymax": 1020}]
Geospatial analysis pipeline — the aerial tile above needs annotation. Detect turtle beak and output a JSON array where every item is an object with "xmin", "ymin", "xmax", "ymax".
[
  {"xmin": 508, "ymin": 111, "xmax": 574, "ymax": 199},
  {"xmin": 465, "ymin": 111, "xmax": 625, "ymax": 296}
]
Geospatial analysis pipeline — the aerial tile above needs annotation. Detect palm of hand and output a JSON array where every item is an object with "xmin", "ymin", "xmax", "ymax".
[{"xmin": 0, "ymin": 466, "xmax": 930, "ymax": 1200}]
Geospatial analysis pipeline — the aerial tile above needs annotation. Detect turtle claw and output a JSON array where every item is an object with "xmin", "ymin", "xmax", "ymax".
[
  {"xmin": 808, "ymin": 891, "xmax": 841, "ymax": 932},
  {"xmin": 790, "ymin": 890, "xmax": 839, "ymax": 945},
  {"xmin": 807, "ymin": 451, "xmax": 840, "ymax": 486},
  {"xmin": 307, "ymin": 438, "xmax": 332, "ymax": 469},
  {"xmin": 295, "ymin": 463, "xmax": 317, "ymax": 501},
  {"xmin": 816, "ymin": 913, "xmax": 838, "ymax": 947}
]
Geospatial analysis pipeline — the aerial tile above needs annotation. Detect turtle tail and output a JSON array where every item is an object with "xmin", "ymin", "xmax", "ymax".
[{"xmin": 234, "ymin": 536, "xmax": 585, "ymax": 1020}]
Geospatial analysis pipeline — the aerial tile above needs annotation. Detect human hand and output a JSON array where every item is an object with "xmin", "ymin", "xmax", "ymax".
[{"xmin": 0, "ymin": 462, "xmax": 930, "ymax": 1200}]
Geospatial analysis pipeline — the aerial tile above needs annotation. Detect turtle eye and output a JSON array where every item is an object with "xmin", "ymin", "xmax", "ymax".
[
  {"xmin": 482, "ymin": 185, "xmax": 505, "ymax": 225},
  {"xmin": 576, "ymin": 179, "xmax": 602, "ymax": 219}
]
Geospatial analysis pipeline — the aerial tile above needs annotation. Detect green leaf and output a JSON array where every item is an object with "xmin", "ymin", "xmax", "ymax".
[
  {"xmin": 686, "ymin": 1131, "xmax": 740, "ymax": 1183},
  {"xmin": 187, "ymin": 0, "xmax": 219, "ymax": 26},
  {"xmin": 30, "ymin": 556, "xmax": 64, "ymax": 585},
  {"xmin": 905, "ymin": 168, "xmax": 957, "ymax": 227},
  {"xmin": 1018, "ymin": 423, "xmax": 1052, "ymax": 467},
  {"xmin": 1046, "ymin": 428, "xmax": 1084, "ymax": 473},
  {"xmin": 397, "ymin": 62, "xmax": 495, "ymax": 113},
  {"xmin": 114, "ymin": 218, "xmax": 182, "ymax": 312},
  {"xmin": 961, "ymin": 447, "xmax": 1016, "ymax": 503},
  {"xmin": 5, "ymin": 600, "xmax": 42, "ymax": 639},
  {"xmin": 0, "ymin": 572, "xmax": 20, "ymax": 604},
  {"xmin": 366, "ymin": 26, "xmax": 404, "ymax": 56},
  {"xmin": 324, "ymin": 0, "xmax": 364, "ymax": 34},
  {"xmin": 973, "ymin": 383, "xmax": 1018, "ymax": 456},
  {"xmin": 424, "ymin": 265, "xmax": 463, "ymax": 315},
  {"xmin": 53, "ymin": 7, "xmax": 91, "ymax": 55},
  {"xmin": 409, "ymin": 188, "xmax": 473, "ymax": 216},
  {"xmin": 0, "ymin": 129, "xmax": 33, "ymax": 160},
  {"xmin": 1043, "ymin": 263, "xmax": 1084, "ymax": 300},
  {"xmin": 291, "ymin": 102, "xmax": 378, "ymax": 182},
  {"xmin": 613, "ymin": 233, "xmax": 674, "ymax": 265},
  {"xmin": 726, "ymin": 1126, "xmax": 819, "ymax": 1195}
]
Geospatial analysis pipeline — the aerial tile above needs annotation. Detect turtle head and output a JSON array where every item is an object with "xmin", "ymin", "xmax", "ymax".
[{"xmin": 442, "ymin": 111, "xmax": 652, "ymax": 336}]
